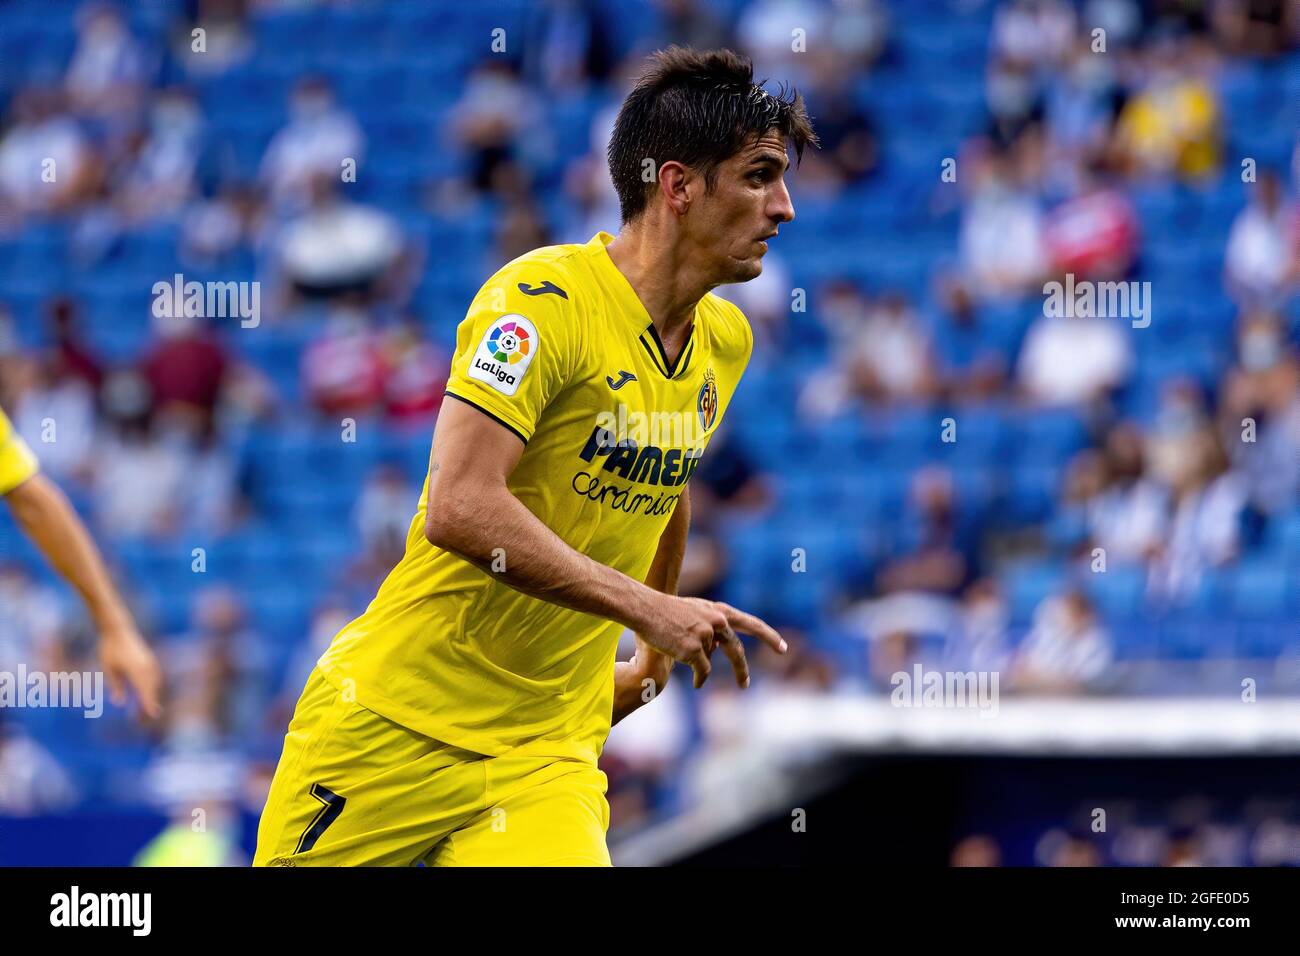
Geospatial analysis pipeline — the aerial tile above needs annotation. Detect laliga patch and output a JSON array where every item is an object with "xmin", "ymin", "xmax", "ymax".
[{"xmin": 468, "ymin": 314, "xmax": 538, "ymax": 396}]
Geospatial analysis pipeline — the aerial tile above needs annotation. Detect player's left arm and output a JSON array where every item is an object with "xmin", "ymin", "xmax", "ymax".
[
  {"xmin": 611, "ymin": 485, "xmax": 690, "ymax": 725},
  {"xmin": 612, "ymin": 481, "xmax": 752, "ymax": 724},
  {"xmin": 5, "ymin": 473, "xmax": 163, "ymax": 719},
  {"xmin": 612, "ymin": 307, "xmax": 761, "ymax": 723}
]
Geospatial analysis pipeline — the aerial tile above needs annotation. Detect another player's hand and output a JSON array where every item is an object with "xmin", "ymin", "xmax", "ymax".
[
  {"xmin": 635, "ymin": 595, "xmax": 786, "ymax": 689},
  {"xmin": 98, "ymin": 622, "xmax": 164, "ymax": 722}
]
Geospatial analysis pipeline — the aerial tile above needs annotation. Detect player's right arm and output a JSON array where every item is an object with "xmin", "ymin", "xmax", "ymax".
[
  {"xmin": 426, "ymin": 263, "xmax": 784, "ymax": 687},
  {"xmin": 0, "ymin": 409, "xmax": 162, "ymax": 719}
]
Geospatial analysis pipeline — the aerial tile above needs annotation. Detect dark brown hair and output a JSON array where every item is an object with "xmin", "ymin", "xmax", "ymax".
[{"xmin": 607, "ymin": 46, "xmax": 818, "ymax": 224}]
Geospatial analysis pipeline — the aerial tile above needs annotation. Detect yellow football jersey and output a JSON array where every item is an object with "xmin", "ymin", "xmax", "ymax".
[
  {"xmin": 0, "ymin": 406, "xmax": 39, "ymax": 495},
  {"xmin": 318, "ymin": 231, "xmax": 753, "ymax": 764}
]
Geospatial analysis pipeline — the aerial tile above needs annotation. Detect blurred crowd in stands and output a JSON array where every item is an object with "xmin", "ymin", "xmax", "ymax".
[
  {"xmin": 0, "ymin": 0, "xmax": 1295, "ymax": 852},
  {"xmin": 953, "ymin": 792, "xmax": 1300, "ymax": 866}
]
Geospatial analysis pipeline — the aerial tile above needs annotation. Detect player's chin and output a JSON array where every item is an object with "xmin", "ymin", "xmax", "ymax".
[{"xmin": 728, "ymin": 255, "xmax": 764, "ymax": 283}]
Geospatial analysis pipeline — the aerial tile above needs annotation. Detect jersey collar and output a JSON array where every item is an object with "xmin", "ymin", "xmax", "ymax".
[{"xmin": 589, "ymin": 231, "xmax": 700, "ymax": 381}]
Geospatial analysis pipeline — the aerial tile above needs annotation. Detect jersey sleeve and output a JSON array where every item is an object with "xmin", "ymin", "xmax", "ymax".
[
  {"xmin": 738, "ymin": 303, "xmax": 755, "ymax": 367},
  {"xmin": 443, "ymin": 259, "xmax": 580, "ymax": 444},
  {"xmin": 717, "ymin": 295, "xmax": 754, "ymax": 369},
  {"xmin": 0, "ymin": 407, "xmax": 39, "ymax": 495}
]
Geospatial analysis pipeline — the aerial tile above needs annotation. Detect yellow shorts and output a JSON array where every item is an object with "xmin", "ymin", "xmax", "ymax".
[{"xmin": 253, "ymin": 668, "xmax": 611, "ymax": 867}]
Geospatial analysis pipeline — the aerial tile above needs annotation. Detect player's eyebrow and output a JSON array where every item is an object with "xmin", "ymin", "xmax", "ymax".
[{"xmin": 747, "ymin": 152, "xmax": 790, "ymax": 173}]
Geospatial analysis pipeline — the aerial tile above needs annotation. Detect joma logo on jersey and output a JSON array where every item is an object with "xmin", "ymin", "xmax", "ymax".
[{"xmin": 577, "ymin": 425, "xmax": 704, "ymax": 487}]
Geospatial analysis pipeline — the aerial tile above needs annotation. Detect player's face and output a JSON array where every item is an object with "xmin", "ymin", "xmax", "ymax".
[{"xmin": 690, "ymin": 131, "xmax": 795, "ymax": 284}]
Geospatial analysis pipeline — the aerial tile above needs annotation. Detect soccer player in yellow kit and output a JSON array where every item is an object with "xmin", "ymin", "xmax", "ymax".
[
  {"xmin": 255, "ymin": 46, "xmax": 817, "ymax": 866},
  {"xmin": 0, "ymin": 407, "xmax": 161, "ymax": 718}
]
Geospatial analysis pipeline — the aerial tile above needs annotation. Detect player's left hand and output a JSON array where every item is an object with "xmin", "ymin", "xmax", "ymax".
[
  {"xmin": 622, "ymin": 634, "xmax": 674, "ymax": 689},
  {"xmin": 99, "ymin": 623, "xmax": 164, "ymax": 722}
]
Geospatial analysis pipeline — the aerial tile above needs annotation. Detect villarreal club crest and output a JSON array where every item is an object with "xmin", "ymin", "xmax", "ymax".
[{"xmin": 697, "ymin": 368, "xmax": 718, "ymax": 434}]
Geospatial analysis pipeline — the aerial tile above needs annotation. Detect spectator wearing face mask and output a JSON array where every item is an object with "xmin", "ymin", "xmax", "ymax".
[
  {"xmin": 116, "ymin": 89, "xmax": 207, "ymax": 223},
  {"xmin": 447, "ymin": 59, "xmax": 543, "ymax": 197},
  {"xmin": 92, "ymin": 371, "xmax": 187, "ymax": 539},
  {"xmin": 260, "ymin": 77, "xmax": 365, "ymax": 209},
  {"xmin": 160, "ymin": 587, "xmax": 270, "ymax": 748},
  {"xmin": 64, "ymin": 3, "xmax": 146, "ymax": 126},
  {"xmin": 1218, "ymin": 311, "xmax": 1299, "ymax": 518},
  {"xmin": 959, "ymin": 148, "xmax": 1050, "ymax": 299}
]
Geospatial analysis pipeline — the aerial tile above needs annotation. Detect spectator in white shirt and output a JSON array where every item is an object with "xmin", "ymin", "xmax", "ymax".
[
  {"xmin": 260, "ymin": 77, "xmax": 365, "ymax": 209},
  {"xmin": 0, "ymin": 88, "xmax": 97, "ymax": 218},
  {"xmin": 117, "ymin": 89, "xmax": 206, "ymax": 222},
  {"xmin": 960, "ymin": 154, "xmax": 1050, "ymax": 299},
  {"xmin": 93, "ymin": 372, "xmax": 187, "ymax": 539},
  {"xmin": 65, "ymin": 3, "xmax": 146, "ymax": 121},
  {"xmin": 992, "ymin": 0, "xmax": 1076, "ymax": 70},
  {"xmin": 1017, "ymin": 312, "xmax": 1132, "ymax": 407},
  {"xmin": 9, "ymin": 356, "xmax": 98, "ymax": 483},
  {"xmin": 273, "ymin": 174, "xmax": 405, "ymax": 303},
  {"xmin": 1225, "ymin": 171, "xmax": 1296, "ymax": 309}
]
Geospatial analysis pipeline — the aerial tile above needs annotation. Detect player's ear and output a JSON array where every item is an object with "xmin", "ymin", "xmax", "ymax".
[{"xmin": 658, "ymin": 160, "xmax": 691, "ymax": 217}]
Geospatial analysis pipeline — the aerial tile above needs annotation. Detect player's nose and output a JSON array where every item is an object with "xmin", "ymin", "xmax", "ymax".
[{"xmin": 768, "ymin": 178, "xmax": 795, "ymax": 225}]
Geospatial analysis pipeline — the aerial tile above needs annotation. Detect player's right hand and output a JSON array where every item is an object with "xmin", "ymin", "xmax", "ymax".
[
  {"xmin": 99, "ymin": 622, "xmax": 164, "ymax": 722},
  {"xmin": 636, "ymin": 596, "xmax": 786, "ymax": 689}
]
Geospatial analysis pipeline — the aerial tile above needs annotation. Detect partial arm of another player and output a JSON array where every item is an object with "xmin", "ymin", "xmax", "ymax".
[
  {"xmin": 424, "ymin": 399, "xmax": 785, "ymax": 688},
  {"xmin": 5, "ymin": 473, "xmax": 163, "ymax": 719}
]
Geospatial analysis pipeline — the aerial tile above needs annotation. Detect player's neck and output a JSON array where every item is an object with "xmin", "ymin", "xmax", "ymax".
[{"xmin": 605, "ymin": 226, "xmax": 707, "ymax": 345}]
